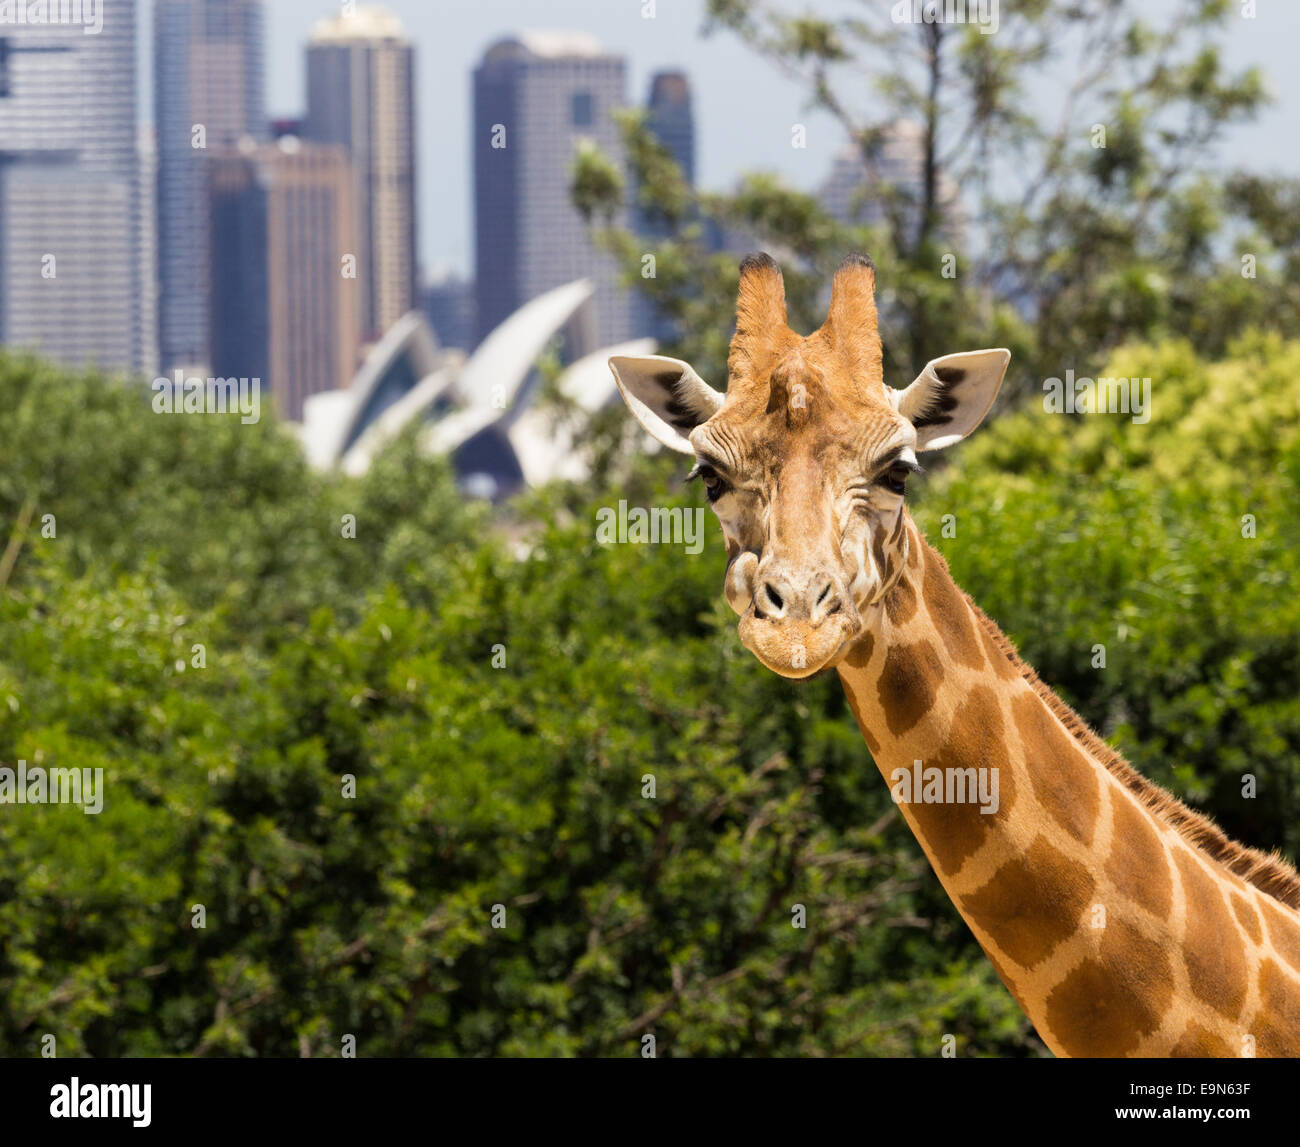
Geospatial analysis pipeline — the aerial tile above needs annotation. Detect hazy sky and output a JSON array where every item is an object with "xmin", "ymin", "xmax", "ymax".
[{"xmin": 138, "ymin": 0, "xmax": 1300, "ymax": 279}]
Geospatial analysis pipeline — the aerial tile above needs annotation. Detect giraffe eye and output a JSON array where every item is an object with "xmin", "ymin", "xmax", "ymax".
[
  {"xmin": 697, "ymin": 465, "xmax": 727, "ymax": 501},
  {"xmin": 688, "ymin": 462, "xmax": 729, "ymax": 502},
  {"xmin": 882, "ymin": 465, "xmax": 911, "ymax": 496}
]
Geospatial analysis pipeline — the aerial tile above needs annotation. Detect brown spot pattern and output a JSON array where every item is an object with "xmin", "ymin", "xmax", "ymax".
[
  {"xmin": 1044, "ymin": 921, "xmax": 1172, "ymax": 1058},
  {"xmin": 876, "ymin": 638, "xmax": 943, "ymax": 737},
  {"xmin": 1106, "ymin": 795, "xmax": 1173, "ymax": 919},
  {"xmin": 871, "ymin": 530, "xmax": 887, "ymax": 584},
  {"xmin": 885, "ymin": 574, "xmax": 918, "ymax": 625},
  {"xmin": 1012, "ymin": 692, "xmax": 1101, "ymax": 847},
  {"xmin": 922, "ymin": 553, "xmax": 985, "ymax": 670},
  {"xmin": 1231, "ymin": 892, "xmax": 1262, "ymax": 944},
  {"xmin": 962, "ymin": 836, "xmax": 1093, "ymax": 970},
  {"xmin": 904, "ymin": 687, "xmax": 1015, "ymax": 876},
  {"xmin": 1261, "ymin": 900, "xmax": 1300, "ymax": 974},
  {"xmin": 1170, "ymin": 1022, "xmax": 1235, "ymax": 1058},
  {"xmin": 1255, "ymin": 959, "xmax": 1300, "ymax": 1057},
  {"xmin": 1174, "ymin": 849, "xmax": 1248, "ymax": 1019}
]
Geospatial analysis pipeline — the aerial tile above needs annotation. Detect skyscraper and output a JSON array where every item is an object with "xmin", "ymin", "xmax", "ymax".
[
  {"xmin": 154, "ymin": 0, "xmax": 265, "ymax": 375},
  {"xmin": 635, "ymin": 70, "xmax": 696, "ymax": 345},
  {"xmin": 305, "ymin": 5, "xmax": 417, "ymax": 346},
  {"xmin": 0, "ymin": 0, "xmax": 145, "ymax": 374},
  {"xmin": 645, "ymin": 71, "xmax": 694, "ymax": 185},
  {"xmin": 473, "ymin": 32, "xmax": 629, "ymax": 349},
  {"xmin": 209, "ymin": 138, "xmax": 359, "ymax": 421}
]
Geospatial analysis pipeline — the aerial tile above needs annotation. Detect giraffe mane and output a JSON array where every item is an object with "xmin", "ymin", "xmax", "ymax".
[{"xmin": 965, "ymin": 594, "xmax": 1300, "ymax": 912}]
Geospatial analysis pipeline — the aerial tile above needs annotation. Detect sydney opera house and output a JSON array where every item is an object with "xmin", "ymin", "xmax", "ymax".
[{"xmin": 295, "ymin": 279, "xmax": 655, "ymax": 499}]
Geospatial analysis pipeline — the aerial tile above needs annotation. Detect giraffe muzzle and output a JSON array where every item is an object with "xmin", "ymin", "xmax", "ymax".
[{"xmin": 736, "ymin": 571, "xmax": 861, "ymax": 678}]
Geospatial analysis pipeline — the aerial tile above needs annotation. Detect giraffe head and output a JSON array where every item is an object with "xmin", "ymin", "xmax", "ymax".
[{"xmin": 610, "ymin": 253, "xmax": 1010, "ymax": 679}]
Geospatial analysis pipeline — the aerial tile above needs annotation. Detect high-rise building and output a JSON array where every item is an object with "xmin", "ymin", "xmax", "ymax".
[
  {"xmin": 154, "ymin": 0, "xmax": 265, "ymax": 375},
  {"xmin": 305, "ymin": 5, "xmax": 417, "ymax": 346},
  {"xmin": 473, "ymin": 32, "xmax": 630, "ymax": 350},
  {"xmin": 645, "ymin": 71, "xmax": 694, "ymax": 185},
  {"xmin": 0, "ymin": 0, "xmax": 145, "ymax": 374},
  {"xmin": 635, "ymin": 70, "xmax": 696, "ymax": 345},
  {"xmin": 209, "ymin": 138, "xmax": 359, "ymax": 421}
]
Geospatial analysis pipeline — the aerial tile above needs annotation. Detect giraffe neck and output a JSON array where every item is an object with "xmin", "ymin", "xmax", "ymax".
[{"xmin": 836, "ymin": 516, "xmax": 1300, "ymax": 1057}]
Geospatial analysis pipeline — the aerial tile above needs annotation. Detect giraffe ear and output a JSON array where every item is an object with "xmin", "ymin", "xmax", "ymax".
[
  {"xmin": 608, "ymin": 355, "xmax": 724, "ymax": 454},
  {"xmin": 894, "ymin": 348, "xmax": 1010, "ymax": 451}
]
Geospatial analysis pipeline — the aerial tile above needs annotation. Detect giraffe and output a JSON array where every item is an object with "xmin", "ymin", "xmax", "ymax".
[{"xmin": 607, "ymin": 252, "xmax": 1300, "ymax": 1057}]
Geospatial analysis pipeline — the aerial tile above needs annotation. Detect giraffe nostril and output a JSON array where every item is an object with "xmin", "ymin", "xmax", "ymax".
[
  {"xmin": 816, "ymin": 584, "xmax": 831, "ymax": 606},
  {"xmin": 764, "ymin": 583, "xmax": 784, "ymax": 612}
]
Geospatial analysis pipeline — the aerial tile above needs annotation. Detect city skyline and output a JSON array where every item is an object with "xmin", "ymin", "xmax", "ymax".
[
  {"xmin": 114, "ymin": 0, "xmax": 1300, "ymax": 283},
  {"xmin": 237, "ymin": 0, "xmax": 1300, "ymax": 277},
  {"xmin": 4, "ymin": 2, "xmax": 1298, "ymax": 382}
]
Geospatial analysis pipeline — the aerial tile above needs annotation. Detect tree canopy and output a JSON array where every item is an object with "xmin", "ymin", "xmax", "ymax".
[{"xmin": 2, "ymin": 328, "xmax": 1298, "ymax": 1055}]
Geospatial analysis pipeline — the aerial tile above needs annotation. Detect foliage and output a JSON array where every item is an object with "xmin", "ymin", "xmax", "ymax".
[
  {"xmin": 5, "ymin": 0, "xmax": 1300, "ymax": 1057},
  {"xmin": 0, "ymin": 352, "xmax": 1031, "ymax": 1057},
  {"xmin": 571, "ymin": 0, "xmax": 1300, "ymax": 398},
  {"xmin": 915, "ymin": 334, "xmax": 1300, "ymax": 861},
  {"xmin": 2, "ymin": 329, "xmax": 1298, "ymax": 1056}
]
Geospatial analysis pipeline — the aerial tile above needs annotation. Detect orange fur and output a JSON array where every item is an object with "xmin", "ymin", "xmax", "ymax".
[{"xmin": 956, "ymin": 580, "xmax": 1300, "ymax": 911}]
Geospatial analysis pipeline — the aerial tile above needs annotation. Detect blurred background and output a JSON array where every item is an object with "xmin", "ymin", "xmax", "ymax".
[{"xmin": 1, "ymin": 0, "xmax": 1299, "ymax": 1057}]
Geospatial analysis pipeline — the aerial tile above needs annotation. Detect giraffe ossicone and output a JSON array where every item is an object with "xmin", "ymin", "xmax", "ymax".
[{"xmin": 609, "ymin": 252, "xmax": 1300, "ymax": 1058}]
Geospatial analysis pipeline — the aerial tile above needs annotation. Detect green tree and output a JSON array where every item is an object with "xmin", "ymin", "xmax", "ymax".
[
  {"xmin": 572, "ymin": 0, "xmax": 1296, "ymax": 399},
  {"xmin": 4, "ymin": 332, "xmax": 1299, "ymax": 1056}
]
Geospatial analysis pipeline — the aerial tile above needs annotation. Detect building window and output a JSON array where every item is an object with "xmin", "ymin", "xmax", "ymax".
[
  {"xmin": 0, "ymin": 40, "xmax": 10, "ymax": 98},
  {"xmin": 571, "ymin": 91, "xmax": 593, "ymax": 128}
]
